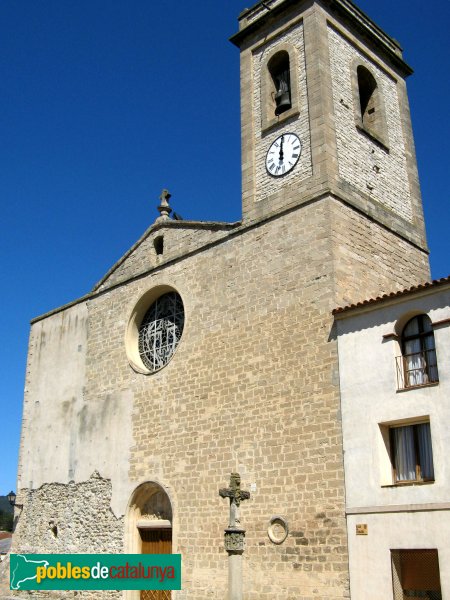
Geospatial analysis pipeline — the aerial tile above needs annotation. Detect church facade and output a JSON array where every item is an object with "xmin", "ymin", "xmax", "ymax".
[{"xmin": 13, "ymin": 1, "xmax": 432, "ymax": 598}]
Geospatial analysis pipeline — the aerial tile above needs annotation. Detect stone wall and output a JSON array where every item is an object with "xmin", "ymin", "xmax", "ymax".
[
  {"xmin": 331, "ymin": 199, "xmax": 430, "ymax": 307},
  {"xmin": 11, "ymin": 473, "xmax": 122, "ymax": 600},
  {"xmin": 13, "ymin": 474, "xmax": 122, "ymax": 555}
]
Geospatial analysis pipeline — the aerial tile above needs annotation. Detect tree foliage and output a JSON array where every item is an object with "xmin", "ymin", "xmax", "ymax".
[{"xmin": 0, "ymin": 510, "xmax": 13, "ymax": 532}]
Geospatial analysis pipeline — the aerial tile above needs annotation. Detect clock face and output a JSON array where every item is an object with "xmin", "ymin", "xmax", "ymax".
[{"xmin": 265, "ymin": 133, "xmax": 302, "ymax": 177}]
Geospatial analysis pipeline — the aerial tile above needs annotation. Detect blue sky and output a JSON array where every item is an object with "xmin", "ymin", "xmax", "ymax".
[{"xmin": 1, "ymin": 0, "xmax": 449, "ymax": 495}]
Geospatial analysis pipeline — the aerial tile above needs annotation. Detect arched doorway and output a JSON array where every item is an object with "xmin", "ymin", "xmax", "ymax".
[{"xmin": 125, "ymin": 482, "xmax": 173, "ymax": 600}]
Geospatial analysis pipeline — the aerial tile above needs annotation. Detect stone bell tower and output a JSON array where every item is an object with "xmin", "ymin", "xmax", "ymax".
[{"xmin": 231, "ymin": 0, "xmax": 430, "ymax": 305}]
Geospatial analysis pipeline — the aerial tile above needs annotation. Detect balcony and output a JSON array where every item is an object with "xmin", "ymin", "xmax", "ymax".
[{"xmin": 395, "ymin": 349, "xmax": 439, "ymax": 390}]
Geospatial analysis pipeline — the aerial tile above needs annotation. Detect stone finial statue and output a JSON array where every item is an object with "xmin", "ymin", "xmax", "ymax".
[{"xmin": 157, "ymin": 189, "xmax": 172, "ymax": 221}]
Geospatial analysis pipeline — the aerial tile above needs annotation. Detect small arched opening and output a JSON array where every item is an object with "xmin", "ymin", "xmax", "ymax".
[{"xmin": 154, "ymin": 235, "xmax": 164, "ymax": 256}]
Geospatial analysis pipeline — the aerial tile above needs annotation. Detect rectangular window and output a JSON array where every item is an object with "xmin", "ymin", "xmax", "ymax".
[
  {"xmin": 391, "ymin": 549, "xmax": 442, "ymax": 599},
  {"xmin": 390, "ymin": 422, "xmax": 434, "ymax": 483}
]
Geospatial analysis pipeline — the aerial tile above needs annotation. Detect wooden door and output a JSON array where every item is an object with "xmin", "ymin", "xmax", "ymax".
[{"xmin": 139, "ymin": 528, "xmax": 172, "ymax": 600}]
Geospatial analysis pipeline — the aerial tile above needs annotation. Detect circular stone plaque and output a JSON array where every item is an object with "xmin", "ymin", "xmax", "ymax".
[{"xmin": 267, "ymin": 516, "xmax": 289, "ymax": 545}]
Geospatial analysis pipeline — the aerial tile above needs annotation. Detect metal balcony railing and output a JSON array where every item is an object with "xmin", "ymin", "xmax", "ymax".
[{"xmin": 395, "ymin": 349, "xmax": 439, "ymax": 390}]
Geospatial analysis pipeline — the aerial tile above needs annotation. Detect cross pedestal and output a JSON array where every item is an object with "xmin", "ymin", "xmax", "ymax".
[{"xmin": 224, "ymin": 527, "xmax": 245, "ymax": 600}]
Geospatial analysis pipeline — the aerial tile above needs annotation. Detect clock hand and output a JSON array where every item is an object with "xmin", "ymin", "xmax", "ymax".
[{"xmin": 279, "ymin": 135, "xmax": 284, "ymax": 161}]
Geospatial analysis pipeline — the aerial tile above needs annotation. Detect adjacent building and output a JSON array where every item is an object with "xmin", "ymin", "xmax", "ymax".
[{"xmin": 334, "ymin": 279, "xmax": 450, "ymax": 600}]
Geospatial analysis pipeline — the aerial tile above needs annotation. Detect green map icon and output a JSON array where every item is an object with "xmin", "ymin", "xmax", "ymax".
[{"xmin": 10, "ymin": 555, "xmax": 49, "ymax": 590}]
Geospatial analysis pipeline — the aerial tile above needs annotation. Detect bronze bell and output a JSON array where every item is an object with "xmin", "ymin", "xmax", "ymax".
[
  {"xmin": 274, "ymin": 73, "xmax": 291, "ymax": 115},
  {"xmin": 274, "ymin": 89, "xmax": 291, "ymax": 115}
]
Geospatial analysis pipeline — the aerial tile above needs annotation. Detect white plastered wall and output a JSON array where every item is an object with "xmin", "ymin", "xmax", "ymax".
[
  {"xmin": 347, "ymin": 512, "xmax": 450, "ymax": 599},
  {"xmin": 336, "ymin": 286, "xmax": 450, "ymax": 598},
  {"xmin": 337, "ymin": 289, "xmax": 450, "ymax": 508},
  {"xmin": 18, "ymin": 302, "xmax": 134, "ymax": 517}
]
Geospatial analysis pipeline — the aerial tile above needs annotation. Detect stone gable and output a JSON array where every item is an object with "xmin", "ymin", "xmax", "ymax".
[{"xmin": 94, "ymin": 221, "xmax": 239, "ymax": 293}]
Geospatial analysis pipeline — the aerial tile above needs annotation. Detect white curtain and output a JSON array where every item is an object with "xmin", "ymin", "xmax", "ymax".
[
  {"xmin": 393, "ymin": 423, "xmax": 434, "ymax": 482},
  {"xmin": 404, "ymin": 338, "xmax": 425, "ymax": 385},
  {"xmin": 417, "ymin": 423, "xmax": 434, "ymax": 480},
  {"xmin": 403, "ymin": 318, "xmax": 425, "ymax": 385},
  {"xmin": 393, "ymin": 426, "xmax": 416, "ymax": 481}
]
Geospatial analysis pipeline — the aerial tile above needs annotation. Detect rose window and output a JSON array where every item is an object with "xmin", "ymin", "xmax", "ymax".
[{"xmin": 138, "ymin": 292, "xmax": 184, "ymax": 372}]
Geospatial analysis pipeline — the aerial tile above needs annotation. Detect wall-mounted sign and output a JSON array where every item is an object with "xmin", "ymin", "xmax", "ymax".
[{"xmin": 356, "ymin": 524, "xmax": 368, "ymax": 535}]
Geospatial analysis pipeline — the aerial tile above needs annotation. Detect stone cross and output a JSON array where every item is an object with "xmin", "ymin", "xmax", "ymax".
[
  {"xmin": 219, "ymin": 473, "xmax": 250, "ymax": 600},
  {"xmin": 157, "ymin": 188, "xmax": 172, "ymax": 220},
  {"xmin": 219, "ymin": 473, "xmax": 250, "ymax": 529}
]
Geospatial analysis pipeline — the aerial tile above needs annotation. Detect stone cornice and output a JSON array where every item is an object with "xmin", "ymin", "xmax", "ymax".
[
  {"xmin": 347, "ymin": 502, "xmax": 450, "ymax": 515},
  {"xmin": 231, "ymin": 0, "xmax": 412, "ymax": 77}
]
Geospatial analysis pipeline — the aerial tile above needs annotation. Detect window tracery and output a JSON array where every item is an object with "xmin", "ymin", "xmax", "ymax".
[{"xmin": 138, "ymin": 292, "xmax": 184, "ymax": 372}]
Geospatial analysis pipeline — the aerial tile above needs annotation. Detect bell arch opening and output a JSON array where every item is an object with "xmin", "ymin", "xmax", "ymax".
[
  {"xmin": 260, "ymin": 43, "xmax": 299, "ymax": 132},
  {"xmin": 352, "ymin": 62, "xmax": 388, "ymax": 146},
  {"xmin": 268, "ymin": 50, "xmax": 292, "ymax": 116}
]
